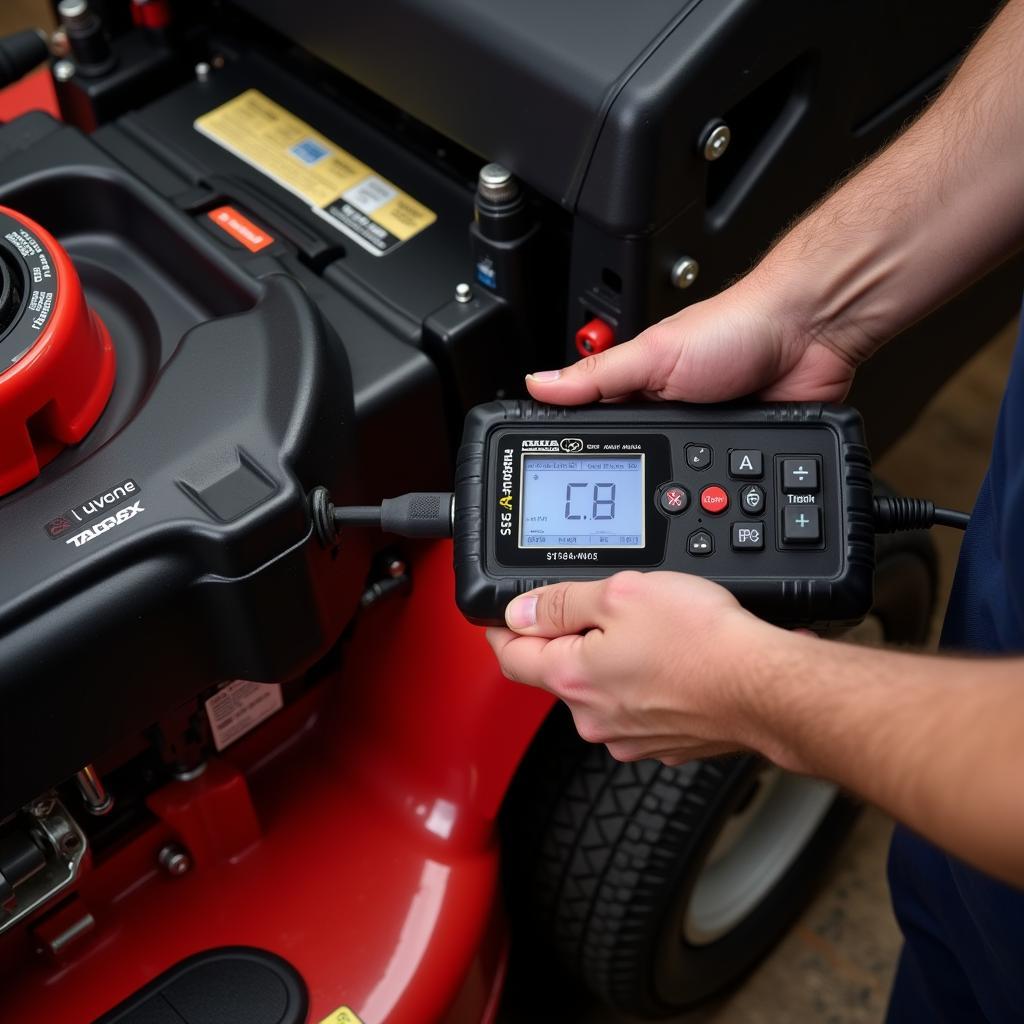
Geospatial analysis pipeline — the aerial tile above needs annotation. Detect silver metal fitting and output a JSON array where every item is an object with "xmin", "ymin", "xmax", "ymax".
[
  {"xmin": 75, "ymin": 764, "xmax": 114, "ymax": 816},
  {"xmin": 455, "ymin": 282, "xmax": 473, "ymax": 304},
  {"xmin": 40, "ymin": 912, "xmax": 95, "ymax": 956},
  {"xmin": 701, "ymin": 122, "xmax": 731, "ymax": 162},
  {"xmin": 52, "ymin": 59, "xmax": 76, "ymax": 83},
  {"xmin": 479, "ymin": 163, "xmax": 512, "ymax": 189},
  {"xmin": 670, "ymin": 256, "xmax": 700, "ymax": 290},
  {"xmin": 1, "ymin": 799, "xmax": 87, "ymax": 937},
  {"xmin": 195, "ymin": 61, "xmax": 211, "ymax": 83},
  {"xmin": 172, "ymin": 761, "xmax": 207, "ymax": 783},
  {"xmin": 57, "ymin": 0, "xmax": 89, "ymax": 22},
  {"xmin": 477, "ymin": 163, "xmax": 519, "ymax": 204},
  {"xmin": 158, "ymin": 843, "xmax": 192, "ymax": 877},
  {"xmin": 26, "ymin": 795, "xmax": 56, "ymax": 818}
]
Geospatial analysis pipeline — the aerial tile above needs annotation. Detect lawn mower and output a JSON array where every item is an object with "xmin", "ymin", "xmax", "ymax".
[{"xmin": 0, "ymin": 2, "xmax": 1013, "ymax": 1021}]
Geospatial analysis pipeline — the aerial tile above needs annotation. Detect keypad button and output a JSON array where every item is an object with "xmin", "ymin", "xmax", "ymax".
[
  {"xmin": 685, "ymin": 444, "xmax": 712, "ymax": 470},
  {"xmin": 729, "ymin": 450, "xmax": 762, "ymax": 478},
  {"xmin": 782, "ymin": 505, "xmax": 821, "ymax": 543},
  {"xmin": 659, "ymin": 483, "xmax": 689, "ymax": 514},
  {"xmin": 700, "ymin": 485, "xmax": 729, "ymax": 515},
  {"xmin": 782, "ymin": 458, "xmax": 819, "ymax": 493},
  {"xmin": 687, "ymin": 530, "xmax": 713, "ymax": 556},
  {"xmin": 731, "ymin": 521, "xmax": 765, "ymax": 550},
  {"xmin": 739, "ymin": 484, "xmax": 765, "ymax": 514}
]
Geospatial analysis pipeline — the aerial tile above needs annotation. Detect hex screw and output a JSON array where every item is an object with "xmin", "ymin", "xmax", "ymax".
[
  {"xmin": 52, "ymin": 59, "xmax": 75, "ymax": 83},
  {"xmin": 158, "ymin": 843, "xmax": 192, "ymax": 877},
  {"xmin": 700, "ymin": 122, "xmax": 731, "ymax": 161},
  {"xmin": 670, "ymin": 256, "xmax": 700, "ymax": 290}
]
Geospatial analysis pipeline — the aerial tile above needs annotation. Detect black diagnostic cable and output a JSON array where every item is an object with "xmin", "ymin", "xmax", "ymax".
[
  {"xmin": 311, "ymin": 487, "xmax": 454, "ymax": 546},
  {"xmin": 312, "ymin": 487, "xmax": 970, "ymax": 546},
  {"xmin": 872, "ymin": 496, "xmax": 970, "ymax": 533}
]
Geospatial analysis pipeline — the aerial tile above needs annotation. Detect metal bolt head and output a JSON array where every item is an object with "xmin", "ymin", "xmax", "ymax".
[
  {"xmin": 477, "ymin": 163, "xmax": 519, "ymax": 204},
  {"xmin": 455, "ymin": 282, "xmax": 473, "ymax": 304},
  {"xmin": 57, "ymin": 0, "xmax": 89, "ymax": 21},
  {"xmin": 702, "ymin": 123, "xmax": 731, "ymax": 162},
  {"xmin": 670, "ymin": 256, "xmax": 700, "ymax": 290},
  {"xmin": 195, "ymin": 62, "xmax": 211, "ymax": 83},
  {"xmin": 158, "ymin": 843, "xmax": 192, "ymax": 877},
  {"xmin": 479, "ymin": 163, "xmax": 512, "ymax": 189},
  {"xmin": 52, "ymin": 59, "xmax": 75, "ymax": 84},
  {"xmin": 27, "ymin": 796, "xmax": 56, "ymax": 818}
]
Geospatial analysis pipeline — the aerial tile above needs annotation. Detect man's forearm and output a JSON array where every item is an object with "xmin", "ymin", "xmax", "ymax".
[
  {"xmin": 743, "ymin": 632, "xmax": 1024, "ymax": 887},
  {"xmin": 752, "ymin": 0, "xmax": 1024, "ymax": 357}
]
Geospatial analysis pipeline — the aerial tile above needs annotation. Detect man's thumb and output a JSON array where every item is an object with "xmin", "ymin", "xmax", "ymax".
[{"xmin": 525, "ymin": 339, "xmax": 657, "ymax": 404}]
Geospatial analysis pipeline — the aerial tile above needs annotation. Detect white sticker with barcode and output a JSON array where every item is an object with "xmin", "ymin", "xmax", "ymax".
[{"xmin": 205, "ymin": 680, "xmax": 284, "ymax": 751}]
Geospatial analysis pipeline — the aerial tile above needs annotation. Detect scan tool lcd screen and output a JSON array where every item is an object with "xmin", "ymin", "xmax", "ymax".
[{"xmin": 519, "ymin": 455, "xmax": 645, "ymax": 548}]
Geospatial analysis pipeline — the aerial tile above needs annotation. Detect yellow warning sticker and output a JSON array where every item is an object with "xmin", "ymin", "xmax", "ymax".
[
  {"xmin": 194, "ymin": 89, "xmax": 436, "ymax": 256},
  {"xmin": 317, "ymin": 1008, "xmax": 365, "ymax": 1024}
]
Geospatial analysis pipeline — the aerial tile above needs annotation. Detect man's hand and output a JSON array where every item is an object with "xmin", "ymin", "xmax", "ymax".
[
  {"xmin": 526, "ymin": 277, "xmax": 865, "ymax": 408},
  {"xmin": 488, "ymin": 571, "xmax": 1024, "ymax": 888},
  {"xmin": 527, "ymin": 0, "xmax": 1024, "ymax": 415},
  {"xmin": 486, "ymin": 571, "xmax": 785, "ymax": 765}
]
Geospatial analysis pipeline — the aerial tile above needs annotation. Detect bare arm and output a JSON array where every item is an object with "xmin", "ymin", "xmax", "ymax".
[
  {"xmin": 488, "ymin": 574, "xmax": 1024, "ymax": 889},
  {"xmin": 747, "ymin": 633, "xmax": 1024, "ymax": 888},
  {"xmin": 761, "ymin": 0, "xmax": 1024, "ymax": 361},
  {"xmin": 526, "ymin": 0, "xmax": 1024, "ymax": 407}
]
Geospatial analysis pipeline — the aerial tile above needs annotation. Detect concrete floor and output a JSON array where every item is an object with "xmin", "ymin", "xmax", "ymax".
[{"xmin": 0, "ymin": 5, "xmax": 1017, "ymax": 1019}]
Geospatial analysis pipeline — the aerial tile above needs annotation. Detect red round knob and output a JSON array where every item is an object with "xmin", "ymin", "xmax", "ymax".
[
  {"xmin": 575, "ymin": 316, "xmax": 615, "ymax": 357},
  {"xmin": 0, "ymin": 206, "xmax": 115, "ymax": 497}
]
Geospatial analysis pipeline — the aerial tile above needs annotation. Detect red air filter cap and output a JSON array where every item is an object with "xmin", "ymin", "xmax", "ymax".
[{"xmin": 0, "ymin": 206, "xmax": 115, "ymax": 496}]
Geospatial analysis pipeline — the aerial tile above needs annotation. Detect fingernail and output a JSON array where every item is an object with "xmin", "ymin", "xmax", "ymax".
[
  {"xmin": 526, "ymin": 370, "xmax": 561, "ymax": 383},
  {"xmin": 506, "ymin": 595, "xmax": 538, "ymax": 629}
]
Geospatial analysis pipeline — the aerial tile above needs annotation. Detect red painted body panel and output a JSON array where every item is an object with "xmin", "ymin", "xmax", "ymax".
[
  {"xmin": 0, "ymin": 55, "xmax": 555, "ymax": 1015},
  {"xmin": 0, "ymin": 543, "xmax": 552, "ymax": 1022},
  {"xmin": 0, "ymin": 68, "xmax": 59, "ymax": 121}
]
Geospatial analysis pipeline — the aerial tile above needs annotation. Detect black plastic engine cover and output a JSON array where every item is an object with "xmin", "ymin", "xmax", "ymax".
[{"xmin": 0, "ymin": 155, "xmax": 367, "ymax": 814}]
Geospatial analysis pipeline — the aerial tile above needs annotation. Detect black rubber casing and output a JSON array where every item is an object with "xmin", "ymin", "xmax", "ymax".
[{"xmin": 454, "ymin": 401, "xmax": 874, "ymax": 627}]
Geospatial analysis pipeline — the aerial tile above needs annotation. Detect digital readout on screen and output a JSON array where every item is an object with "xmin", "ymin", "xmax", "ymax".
[{"xmin": 519, "ymin": 455, "xmax": 645, "ymax": 548}]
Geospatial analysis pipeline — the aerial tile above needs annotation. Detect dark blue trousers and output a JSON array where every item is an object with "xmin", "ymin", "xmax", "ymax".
[{"xmin": 886, "ymin": 826, "xmax": 1024, "ymax": 1021}]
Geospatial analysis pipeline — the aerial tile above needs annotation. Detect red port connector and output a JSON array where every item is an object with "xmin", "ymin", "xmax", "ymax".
[{"xmin": 575, "ymin": 316, "xmax": 615, "ymax": 357}]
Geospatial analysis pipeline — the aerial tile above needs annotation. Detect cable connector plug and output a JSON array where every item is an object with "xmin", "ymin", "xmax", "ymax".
[
  {"xmin": 311, "ymin": 486, "xmax": 454, "ymax": 547},
  {"xmin": 872, "ymin": 495, "xmax": 969, "ymax": 533}
]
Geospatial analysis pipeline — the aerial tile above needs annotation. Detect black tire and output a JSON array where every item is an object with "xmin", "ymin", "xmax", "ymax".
[{"xmin": 500, "ymin": 527, "xmax": 938, "ymax": 1019}]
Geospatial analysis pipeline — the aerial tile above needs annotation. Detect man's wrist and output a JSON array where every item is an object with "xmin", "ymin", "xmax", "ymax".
[
  {"xmin": 730, "ymin": 626, "xmax": 846, "ymax": 774},
  {"xmin": 749, "ymin": 234, "xmax": 891, "ymax": 369}
]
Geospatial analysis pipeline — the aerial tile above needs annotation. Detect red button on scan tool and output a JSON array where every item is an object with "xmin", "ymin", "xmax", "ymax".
[
  {"xmin": 700, "ymin": 485, "xmax": 729, "ymax": 514},
  {"xmin": 0, "ymin": 205, "xmax": 115, "ymax": 497}
]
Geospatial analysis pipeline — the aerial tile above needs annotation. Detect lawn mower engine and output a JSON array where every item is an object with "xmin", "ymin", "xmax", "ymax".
[{"xmin": 0, "ymin": 1, "xmax": 1013, "ymax": 1022}]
